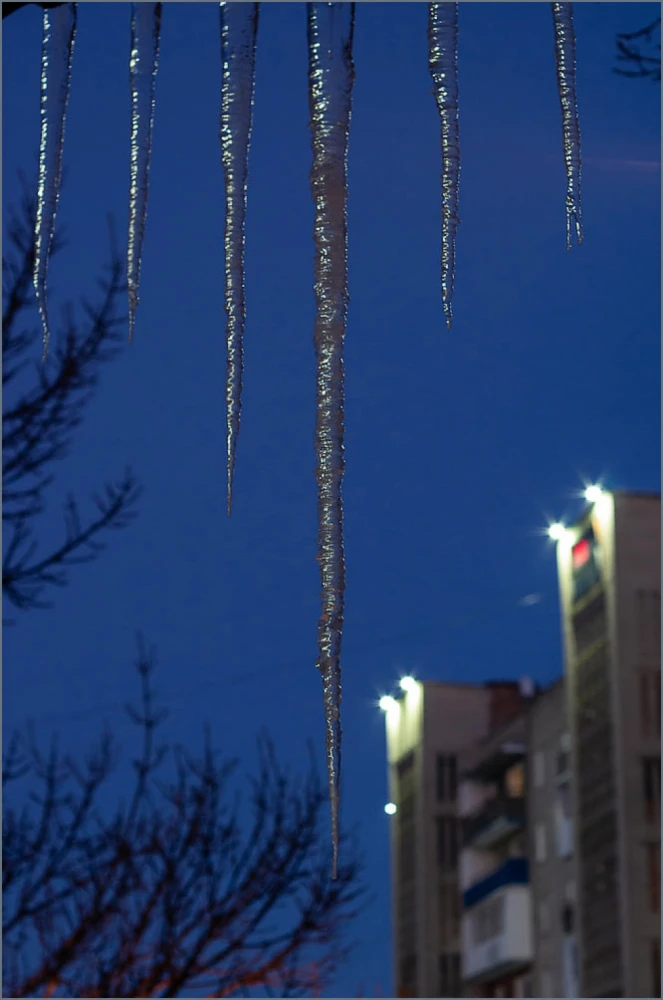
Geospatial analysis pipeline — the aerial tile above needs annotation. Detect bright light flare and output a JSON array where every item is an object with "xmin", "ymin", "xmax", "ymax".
[
  {"xmin": 584, "ymin": 485, "xmax": 602, "ymax": 504},
  {"xmin": 379, "ymin": 695, "xmax": 398, "ymax": 713},
  {"xmin": 399, "ymin": 675, "xmax": 417, "ymax": 693},
  {"xmin": 384, "ymin": 802, "xmax": 397, "ymax": 815},
  {"xmin": 548, "ymin": 522, "xmax": 567, "ymax": 541}
]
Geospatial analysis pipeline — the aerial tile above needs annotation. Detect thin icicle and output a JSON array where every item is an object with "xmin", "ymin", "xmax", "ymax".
[
  {"xmin": 307, "ymin": 1, "xmax": 355, "ymax": 880},
  {"xmin": 34, "ymin": 2, "xmax": 77, "ymax": 361},
  {"xmin": 551, "ymin": 2, "xmax": 583, "ymax": 249},
  {"xmin": 128, "ymin": 2, "xmax": 162, "ymax": 343},
  {"xmin": 428, "ymin": 2, "xmax": 460, "ymax": 330},
  {"xmin": 220, "ymin": 1, "xmax": 259, "ymax": 516}
]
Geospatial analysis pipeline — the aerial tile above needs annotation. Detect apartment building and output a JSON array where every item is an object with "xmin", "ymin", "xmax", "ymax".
[
  {"xmin": 552, "ymin": 488, "xmax": 661, "ymax": 998},
  {"xmin": 381, "ymin": 678, "xmax": 527, "ymax": 998},
  {"xmin": 457, "ymin": 701, "xmax": 534, "ymax": 998},
  {"xmin": 526, "ymin": 678, "xmax": 578, "ymax": 998}
]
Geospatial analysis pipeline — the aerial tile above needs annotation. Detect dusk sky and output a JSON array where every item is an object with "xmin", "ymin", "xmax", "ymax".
[{"xmin": 3, "ymin": 2, "xmax": 660, "ymax": 995}]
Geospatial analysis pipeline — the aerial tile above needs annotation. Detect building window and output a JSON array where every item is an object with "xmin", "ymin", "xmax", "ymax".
[
  {"xmin": 398, "ymin": 751, "xmax": 415, "ymax": 777},
  {"xmin": 438, "ymin": 953, "xmax": 460, "ymax": 997},
  {"xmin": 555, "ymin": 783, "xmax": 574, "ymax": 859},
  {"xmin": 533, "ymin": 751, "xmax": 545, "ymax": 788},
  {"xmin": 652, "ymin": 939, "xmax": 661, "ymax": 999},
  {"xmin": 647, "ymin": 843, "xmax": 661, "ymax": 913},
  {"xmin": 640, "ymin": 669, "xmax": 662, "ymax": 739},
  {"xmin": 571, "ymin": 528, "xmax": 602, "ymax": 602},
  {"xmin": 399, "ymin": 955, "xmax": 417, "ymax": 998},
  {"xmin": 506, "ymin": 761, "xmax": 525, "ymax": 798},
  {"xmin": 437, "ymin": 817, "xmax": 458, "ymax": 867},
  {"xmin": 636, "ymin": 589, "xmax": 661, "ymax": 662},
  {"xmin": 473, "ymin": 895, "xmax": 504, "ymax": 944},
  {"xmin": 437, "ymin": 754, "xmax": 457, "ymax": 801},
  {"xmin": 643, "ymin": 756, "xmax": 661, "ymax": 824},
  {"xmin": 562, "ymin": 933, "xmax": 579, "ymax": 999},
  {"xmin": 535, "ymin": 822, "xmax": 547, "ymax": 863},
  {"xmin": 439, "ymin": 954, "xmax": 448, "ymax": 997},
  {"xmin": 440, "ymin": 886, "xmax": 460, "ymax": 936},
  {"xmin": 451, "ymin": 953, "xmax": 461, "ymax": 994}
]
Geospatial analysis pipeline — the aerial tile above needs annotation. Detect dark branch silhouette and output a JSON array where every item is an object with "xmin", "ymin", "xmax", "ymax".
[
  {"xmin": 2, "ymin": 188, "xmax": 141, "ymax": 616},
  {"xmin": 2, "ymin": 3, "xmax": 65, "ymax": 19},
  {"xmin": 614, "ymin": 17, "xmax": 661, "ymax": 82},
  {"xmin": 2, "ymin": 641, "xmax": 366, "ymax": 998}
]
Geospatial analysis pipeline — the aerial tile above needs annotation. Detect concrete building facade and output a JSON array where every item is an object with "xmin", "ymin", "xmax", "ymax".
[
  {"xmin": 457, "ymin": 708, "xmax": 533, "ymax": 999},
  {"xmin": 553, "ymin": 489, "xmax": 661, "ymax": 998},
  {"xmin": 526, "ymin": 678, "xmax": 578, "ymax": 999},
  {"xmin": 382, "ymin": 679, "xmax": 527, "ymax": 998}
]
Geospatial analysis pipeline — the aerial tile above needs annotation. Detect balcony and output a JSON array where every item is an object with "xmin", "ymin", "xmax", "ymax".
[
  {"xmin": 461, "ymin": 884, "xmax": 533, "ymax": 984},
  {"xmin": 462, "ymin": 796, "xmax": 525, "ymax": 849},
  {"xmin": 463, "ymin": 857, "xmax": 528, "ymax": 910}
]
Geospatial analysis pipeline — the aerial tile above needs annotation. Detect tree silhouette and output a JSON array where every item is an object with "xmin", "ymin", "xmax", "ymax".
[
  {"xmin": 614, "ymin": 17, "xmax": 661, "ymax": 82},
  {"xmin": 2, "ymin": 640, "xmax": 365, "ymax": 998},
  {"xmin": 2, "ymin": 3, "xmax": 65, "ymax": 19},
  {"xmin": 2, "ymin": 188, "xmax": 141, "ymax": 617}
]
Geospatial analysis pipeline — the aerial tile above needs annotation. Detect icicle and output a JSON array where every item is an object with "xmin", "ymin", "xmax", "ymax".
[
  {"xmin": 551, "ymin": 2, "xmax": 583, "ymax": 249},
  {"xmin": 220, "ymin": 1, "xmax": 259, "ymax": 516},
  {"xmin": 428, "ymin": 2, "xmax": 460, "ymax": 330},
  {"xmin": 127, "ymin": 2, "xmax": 162, "ymax": 343},
  {"xmin": 307, "ymin": 1, "xmax": 355, "ymax": 880},
  {"xmin": 34, "ymin": 2, "xmax": 77, "ymax": 361}
]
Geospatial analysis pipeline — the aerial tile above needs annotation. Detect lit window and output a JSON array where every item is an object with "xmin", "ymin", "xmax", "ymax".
[{"xmin": 572, "ymin": 538, "xmax": 590, "ymax": 570}]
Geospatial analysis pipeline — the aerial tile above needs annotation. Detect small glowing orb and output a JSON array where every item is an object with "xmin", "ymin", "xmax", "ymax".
[
  {"xmin": 548, "ymin": 522, "xmax": 566, "ymax": 541},
  {"xmin": 399, "ymin": 675, "xmax": 417, "ymax": 693},
  {"xmin": 584, "ymin": 485, "xmax": 602, "ymax": 504},
  {"xmin": 384, "ymin": 802, "xmax": 397, "ymax": 815},
  {"xmin": 379, "ymin": 695, "xmax": 398, "ymax": 712}
]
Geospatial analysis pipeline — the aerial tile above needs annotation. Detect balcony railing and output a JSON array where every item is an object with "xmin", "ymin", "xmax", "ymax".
[
  {"xmin": 463, "ymin": 857, "xmax": 529, "ymax": 910},
  {"xmin": 462, "ymin": 796, "xmax": 525, "ymax": 849},
  {"xmin": 461, "ymin": 884, "xmax": 533, "ymax": 984}
]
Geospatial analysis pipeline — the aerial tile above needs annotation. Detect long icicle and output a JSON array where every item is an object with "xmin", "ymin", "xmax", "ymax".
[
  {"xmin": 551, "ymin": 2, "xmax": 583, "ymax": 249},
  {"xmin": 307, "ymin": 1, "xmax": 355, "ymax": 880},
  {"xmin": 220, "ymin": 1, "xmax": 260, "ymax": 516},
  {"xmin": 428, "ymin": 2, "xmax": 460, "ymax": 330},
  {"xmin": 128, "ymin": 2, "xmax": 162, "ymax": 343},
  {"xmin": 34, "ymin": 2, "xmax": 77, "ymax": 361}
]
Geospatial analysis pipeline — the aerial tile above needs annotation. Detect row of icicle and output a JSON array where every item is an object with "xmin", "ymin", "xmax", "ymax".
[{"xmin": 32, "ymin": 1, "xmax": 583, "ymax": 877}]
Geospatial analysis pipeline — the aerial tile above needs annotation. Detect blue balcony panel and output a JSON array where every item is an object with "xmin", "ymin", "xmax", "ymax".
[{"xmin": 463, "ymin": 857, "xmax": 529, "ymax": 910}]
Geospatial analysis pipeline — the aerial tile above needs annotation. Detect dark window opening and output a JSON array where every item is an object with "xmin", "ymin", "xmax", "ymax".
[
  {"xmin": 643, "ymin": 756, "xmax": 661, "ymax": 823},
  {"xmin": 652, "ymin": 939, "xmax": 661, "ymax": 998},
  {"xmin": 437, "ymin": 816, "xmax": 458, "ymax": 867},
  {"xmin": 437, "ymin": 754, "xmax": 457, "ymax": 802}
]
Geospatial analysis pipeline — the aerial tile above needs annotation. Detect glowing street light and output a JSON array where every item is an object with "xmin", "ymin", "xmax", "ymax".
[
  {"xmin": 384, "ymin": 802, "xmax": 397, "ymax": 815},
  {"xmin": 379, "ymin": 695, "xmax": 398, "ymax": 713},
  {"xmin": 548, "ymin": 522, "xmax": 567, "ymax": 541},
  {"xmin": 399, "ymin": 675, "xmax": 417, "ymax": 694},
  {"xmin": 584, "ymin": 485, "xmax": 602, "ymax": 504}
]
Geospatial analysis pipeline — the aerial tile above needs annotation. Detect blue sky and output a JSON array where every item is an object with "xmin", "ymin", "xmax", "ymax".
[{"xmin": 3, "ymin": 3, "xmax": 660, "ymax": 995}]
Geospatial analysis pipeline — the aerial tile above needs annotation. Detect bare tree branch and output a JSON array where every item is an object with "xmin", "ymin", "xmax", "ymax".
[
  {"xmin": 614, "ymin": 17, "xmax": 661, "ymax": 82},
  {"xmin": 2, "ymin": 188, "xmax": 141, "ymax": 617},
  {"xmin": 3, "ymin": 644, "xmax": 366, "ymax": 997},
  {"xmin": 2, "ymin": 3, "xmax": 66, "ymax": 20}
]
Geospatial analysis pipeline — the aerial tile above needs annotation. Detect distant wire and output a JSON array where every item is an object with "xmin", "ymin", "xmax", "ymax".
[{"xmin": 6, "ymin": 589, "xmax": 559, "ymax": 729}]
